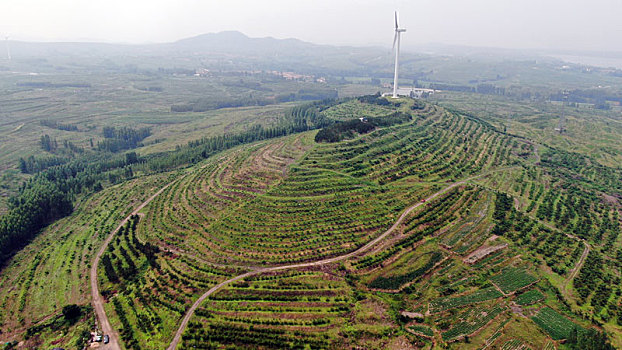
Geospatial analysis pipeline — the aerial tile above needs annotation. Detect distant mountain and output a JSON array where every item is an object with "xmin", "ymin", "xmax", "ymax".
[
  {"xmin": 7, "ymin": 31, "xmax": 615, "ymax": 82},
  {"xmin": 4, "ymin": 31, "xmax": 393, "ymax": 76},
  {"xmin": 6, "ymin": 31, "xmax": 374, "ymax": 59},
  {"xmin": 170, "ymin": 31, "xmax": 323, "ymax": 55}
]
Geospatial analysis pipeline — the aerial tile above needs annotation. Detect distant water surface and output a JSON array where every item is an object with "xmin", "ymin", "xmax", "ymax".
[{"xmin": 550, "ymin": 54, "xmax": 622, "ymax": 69}]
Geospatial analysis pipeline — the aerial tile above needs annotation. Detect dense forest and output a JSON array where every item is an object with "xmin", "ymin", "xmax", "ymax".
[
  {"xmin": 0, "ymin": 178, "xmax": 72, "ymax": 267},
  {"xmin": 315, "ymin": 111, "xmax": 411, "ymax": 142}
]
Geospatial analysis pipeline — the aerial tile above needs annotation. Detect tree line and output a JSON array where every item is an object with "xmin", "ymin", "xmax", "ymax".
[
  {"xmin": 98, "ymin": 126, "xmax": 151, "ymax": 153},
  {"xmin": 171, "ymin": 89, "xmax": 337, "ymax": 113},
  {"xmin": 40, "ymin": 120, "xmax": 79, "ymax": 132}
]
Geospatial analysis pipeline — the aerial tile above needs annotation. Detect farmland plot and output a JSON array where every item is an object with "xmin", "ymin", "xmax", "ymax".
[
  {"xmin": 490, "ymin": 267, "xmax": 538, "ymax": 294},
  {"xmin": 516, "ymin": 289, "xmax": 545, "ymax": 306},
  {"xmin": 531, "ymin": 307, "xmax": 583, "ymax": 340},
  {"xmin": 181, "ymin": 270, "xmax": 352, "ymax": 349},
  {"xmin": 429, "ymin": 287, "xmax": 503, "ymax": 314},
  {"xmin": 441, "ymin": 304, "xmax": 506, "ymax": 341}
]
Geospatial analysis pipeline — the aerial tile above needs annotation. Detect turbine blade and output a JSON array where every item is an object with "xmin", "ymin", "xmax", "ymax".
[
  {"xmin": 395, "ymin": 11, "xmax": 398, "ymax": 29},
  {"xmin": 392, "ymin": 32, "xmax": 398, "ymax": 51}
]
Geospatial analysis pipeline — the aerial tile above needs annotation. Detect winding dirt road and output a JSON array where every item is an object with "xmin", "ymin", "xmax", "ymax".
[
  {"xmin": 88, "ymin": 168, "xmax": 507, "ymax": 350},
  {"xmin": 90, "ymin": 183, "xmax": 173, "ymax": 350},
  {"xmin": 524, "ymin": 213, "xmax": 591, "ymax": 297},
  {"xmin": 563, "ymin": 240, "xmax": 590, "ymax": 295},
  {"xmin": 166, "ymin": 174, "xmax": 490, "ymax": 350}
]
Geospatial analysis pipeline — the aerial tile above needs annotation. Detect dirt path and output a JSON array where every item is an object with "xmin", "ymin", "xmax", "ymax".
[
  {"xmin": 85, "ymin": 166, "xmax": 512, "ymax": 350},
  {"xmin": 516, "ymin": 138, "xmax": 540, "ymax": 164},
  {"xmin": 532, "ymin": 143, "xmax": 541, "ymax": 164},
  {"xmin": 166, "ymin": 172, "xmax": 498, "ymax": 350},
  {"xmin": 525, "ymin": 214, "xmax": 591, "ymax": 298},
  {"xmin": 563, "ymin": 240, "xmax": 590, "ymax": 296},
  {"xmin": 90, "ymin": 182, "xmax": 173, "ymax": 350}
]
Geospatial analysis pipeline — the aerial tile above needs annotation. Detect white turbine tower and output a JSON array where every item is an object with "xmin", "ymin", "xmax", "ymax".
[
  {"xmin": 5, "ymin": 36, "xmax": 10, "ymax": 60},
  {"xmin": 392, "ymin": 11, "xmax": 406, "ymax": 98},
  {"xmin": 555, "ymin": 90, "xmax": 568, "ymax": 134}
]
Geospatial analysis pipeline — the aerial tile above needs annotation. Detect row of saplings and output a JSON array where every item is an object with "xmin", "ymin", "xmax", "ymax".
[
  {"xmin": 181, "ymin": 322, "xmax": 330, "ymax": 349},
  {"xmin": 102, "ymin": 215, "xmax": 162, "ymax": 350}
]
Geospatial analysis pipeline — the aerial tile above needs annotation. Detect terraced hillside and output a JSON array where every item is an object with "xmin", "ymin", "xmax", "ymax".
[
  {"xmin": 97, "ymin": 98, "xmax": 618, "ymax": 349},
  {"xmin": 3, "ymin": 95, "xmax": 619, "ymax": 350},
  {"xmin": 138, "ymin": 100, "xmax": 521, "ymax": 266},
  {"xmin": 182, "ymin": 269, "xmax": 354, "ymax": 349},
  {"xmin": 304, "ymin": 105, "xmax": 516, "ymax": 184}
]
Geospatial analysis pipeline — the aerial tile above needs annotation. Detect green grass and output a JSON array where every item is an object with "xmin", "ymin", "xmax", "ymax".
[
  {"xmin": 501, "ymin": 339, "xmax": 525, "ymax": 350},
  {"xmin": 368, "ymin": 251, "xmax": 442, "ymax": 290},
  {"xmin": 321, "ymin": 98, "xmax": 394, "ymax": 121},
  {"xmin": 181, "ymin": 270, "xmax": 352, "ymax": 349}
]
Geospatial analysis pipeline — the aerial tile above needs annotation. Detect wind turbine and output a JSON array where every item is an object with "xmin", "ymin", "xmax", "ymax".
[
  {"xmin": 555, "ymin": 91, "xmax": 568, "ymax": 134},
  {"xmin": 4, "ymin": 36, "xmax": 10, "ymax": 60},
  {"xmin": 392, "ymin": 11, "xmax": 406, "ymax": 98}
]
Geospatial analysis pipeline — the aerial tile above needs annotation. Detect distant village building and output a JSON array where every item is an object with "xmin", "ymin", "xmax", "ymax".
[
  {"xmin": 195, "ymin": 68, "xmax": 210, "ymax": 77},
  {"xmin": 382, "ymin": 87, "xmax": 436, "ymax": 98},
  {"xmin": 281, "ymin": 71, "xmax": 315, "ymax": 81}
]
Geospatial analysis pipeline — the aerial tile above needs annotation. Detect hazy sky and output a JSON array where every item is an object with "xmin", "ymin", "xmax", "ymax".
[{"xmin": 2, "ymin": 0, "xmax": 622, "ymax": 52}]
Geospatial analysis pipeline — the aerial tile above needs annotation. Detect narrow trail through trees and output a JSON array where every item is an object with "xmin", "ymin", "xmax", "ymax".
[
  {"xmin": 524, "ymin": 213, "xmax": 591, "ymax": 298},
  {"xmin": 563, "ymin": 240, "xmax": 590, "ymax": 295}
]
